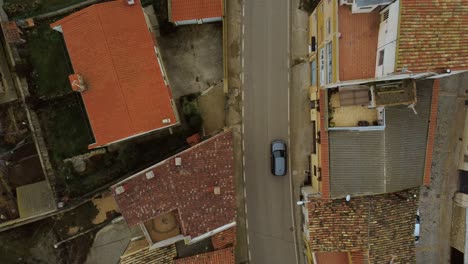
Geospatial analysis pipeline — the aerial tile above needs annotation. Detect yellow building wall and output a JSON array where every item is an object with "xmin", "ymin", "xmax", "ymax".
[{"xmin": 308, "ymin": 0, "xmax": 340, "ymax": 193}]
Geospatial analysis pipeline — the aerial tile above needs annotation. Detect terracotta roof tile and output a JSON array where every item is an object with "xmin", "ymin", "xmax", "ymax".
[
  {"xmin": 120, "ymin": 243, "xmax": 177, "ymax": 264},
  {"xmin": 1, "ymin": 22, "xmax": 24, "ymax": 45},
  {"xmin": 170, "ymin": 0, "xmax": 222, "ymax": 22},
  {"xmin": 424, "ymin": 79, "xmax": 440, "ymax": 186},
  {"xmin": 50, "ymin": 0, "xmax": 177, "ymax": 149},
  {"xmin": 211, "ymin": 226, "xmax": 236, "ymax": 250},
  {"xmin": 112, "ymin": 131, "xmax": 236, "ymax": 239},
  {"xmin": 319, "ymin": 90, "xmax": 330, "ymax": 199},
  {"xmin": 338, "ymin": 5, "xmax": 380, "ymax": 81},
  {"xmin": 397, "ymin": 0, "xmax": 468, "ymax": 72},
  {"xmin": 174, "ymin": 247, "xmax": 235, "ymax": 264},
  {"xmin": 308, "ymin": 189, "xmax": 418, "ymax": 263}
]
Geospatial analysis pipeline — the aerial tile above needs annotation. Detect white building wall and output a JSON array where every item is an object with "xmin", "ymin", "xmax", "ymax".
[{"xmin": 375, "ymin": 0, "xmax": 400, "ymax": 77}]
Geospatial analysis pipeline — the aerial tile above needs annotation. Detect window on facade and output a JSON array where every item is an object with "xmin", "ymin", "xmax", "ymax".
[
  {"xmin": 319, "ymin": 48, "xmax": 325, "ymax": 86},
  {"xmin": 326, "ymin": 17, "xmax": 331, "ymax": 35},
  {"xmin": 311, "ymin": 36, "xmax": 316, "ymax": 52},
  {"xmin": 311, "ymin": 60, "xmax": 317, "ymax": 86},
  {"xmin": 378, "ymin": 49, "xmax": 385, "ymax": 66},
  {"xmin": 326, "ymin": 42, "xmax": 333, "ymax": 84},
  {"xmin": 381, "ymin": 10, "xmax": 389, "ymax": 22}
]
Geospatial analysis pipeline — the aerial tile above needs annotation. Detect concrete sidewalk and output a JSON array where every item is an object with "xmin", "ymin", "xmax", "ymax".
[
  {"xmin": 416, "ymin": 73, "xmax": 468, "ymax": 263},
  {"xmin": 85, "ymin": 220, "xmax": 139, "ymax": 264},
  {"xmin": 224, "ymin": 0, "xmax": 248, "ymax": 263},
  {"xmin": 289, "ymin": 1, "xmax": 311, "ymax": 263}
]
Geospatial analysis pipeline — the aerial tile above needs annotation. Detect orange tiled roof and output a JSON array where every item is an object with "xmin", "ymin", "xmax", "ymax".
[
  {"xmin": 338, "ymin": 5, "xmax": 380, "ymax": 81},
  {"xmin": 170, "ymin": 0, "xmax": 222, "ymax": 22},
  {"xmin": 397, "ymin": 0, "xmax": 468, "ymax": 72},
  {"xmin": 50, "ymin": 0, "xmax": 177, "ymax": 149},
  {"xmin": 174, "ymin": 247, "xmax": 235, "ymax": 264}
]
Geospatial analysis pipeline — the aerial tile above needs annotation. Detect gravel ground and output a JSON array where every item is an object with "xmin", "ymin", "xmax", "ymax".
[{"xmin": 158, "ymin": 23, "xmax": 223, "ymax": 99}]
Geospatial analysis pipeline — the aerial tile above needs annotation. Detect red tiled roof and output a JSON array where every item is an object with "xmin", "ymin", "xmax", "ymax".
[
  {"xmin": 1, "ymin": 22, "xmax": 24, "ymax": 45},
  {"xmin": 50, "ymin": 0, "xmax": 177, "ymax": 149},
  {"xmin": 174, "ymin": 247, "xmax": 235, "ymax": 264},
  {"xmin": 315, "ymin": 252, "xmax": 349, "ymax": 264},
  {"xmin": 338, "ymin": 5, "xmax": 380, "ymax": 81},
  {"xmin": 319, "ymin": 90, "xmax": 330, "ymax": 199},
  {"xmin": 424, "ymin": 79, "xmax": 440, "ymax": 186},
  {"xmin": 397, "ymin": 0, "xmax": 468, "ymax": 72},
  {"xmin": 112, "ymin": 131, "xmax": 236, "ymax": 238},
  {"xmin": 170, "ymin": 0, "xmax": 222, "ymax": 22},
  {"xmin": 349, "ymin": 251, "xmax": 367, "ymax": 264},
  {"xmin": 211, "ymin": 226, "xmax": 236, "ymax": 250},
  {"xmin": 308, "ymin": 189, "xmax": 418, "ymax": 263}
]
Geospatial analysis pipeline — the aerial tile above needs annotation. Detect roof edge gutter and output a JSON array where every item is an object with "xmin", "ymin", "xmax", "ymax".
[{"xmin": 186, "ymin": 221, "xmax": 236, "ymax": 245}]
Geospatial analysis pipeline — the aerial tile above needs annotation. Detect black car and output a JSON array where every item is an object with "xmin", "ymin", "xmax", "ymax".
[{"xmin": 271, "ymin": 140, "xmax": 287, "ymax": 176}]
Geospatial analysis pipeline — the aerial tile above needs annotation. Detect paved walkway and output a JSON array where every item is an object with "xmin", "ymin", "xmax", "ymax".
[
  {"xmin": 289, "ymin": 1, "xmax": 311, "ymax": 264},
  {"xmin": 0, "ymin": 0, "xmax": 8, "ymax": 21},
  {"xmin": 416, "ymin": 73, "xmax": 468, "ymax": 263}
]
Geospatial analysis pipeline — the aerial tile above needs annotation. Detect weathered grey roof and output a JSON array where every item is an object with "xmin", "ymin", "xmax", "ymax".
[
  {"xmin": 385, "ymin": 79, "xmax": 432, "ymax": 192},
  {"xmin": 355, "ymin": 0, "xmax": 393, "ymax": 8},
  {"xmin": 329, "ymin": 80, "xmax": 432, "ymax": 197},
  {"xmin": 329, "ymin": 130, "xmax": 385, "ymax": 196}
]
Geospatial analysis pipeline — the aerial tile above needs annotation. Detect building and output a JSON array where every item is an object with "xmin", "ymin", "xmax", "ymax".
[
  {"xmin": 50, "ymin": 0, "xmax": 178, "ymax": 149},
  {"xmin": 308, "ymin": 0, "xmax": 467, "ymax": 87},
  {"xmin": 111, "ymin": 131, "xmax": 236, "ymax": 251},
  {"xmin": 302, "ymin": 189, "xmax": 419, "ymax": 264},
  {"xmin": 307, "ymin": 0, "xmax": 467, "ymax": 198},
  {"xmin": 168, "ymin": 0, "xmax": 223, "ymax": 26},
  {"xmin": 303, "ymin": 2, "xmax": 467, "ymax": 262},
  {"xmin": 119, "ymin": 227, "xmax": 235, "ymax": 263},
  {"xmin": 174, "ymin": 247, "xmax": 235, "ymax": 264}
]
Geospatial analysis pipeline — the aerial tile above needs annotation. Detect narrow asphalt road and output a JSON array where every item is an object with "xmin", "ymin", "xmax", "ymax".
[{"xmin": 243, "ymin": 0, "xmax": 297, "ymax": 263}]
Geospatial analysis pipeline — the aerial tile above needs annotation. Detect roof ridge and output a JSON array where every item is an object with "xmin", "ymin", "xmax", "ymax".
[{"xmin": 95, "ymin": 3, "xmax": 136, "ymax": 134}]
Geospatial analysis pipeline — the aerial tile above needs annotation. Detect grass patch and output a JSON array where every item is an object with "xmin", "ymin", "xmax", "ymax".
[
  {"xmin": 181, "ymin": 93, "xmax": 203, "ymax": 133},
  {"xmin": 39, "ymin": 100, "xmax": 93, "ymax": 162},
  {"xmin": 0, "ymin": 219, "xmax": 59, "ymax": 263},
  {"xmin": 4, "ymin": 0, "xmax": 87, "ymax": 18},
  {"xmin": 25, "ymin": 23, "xmax": 72, "ymax": 98},
  {"xmin": 56, "ymin": 129, "xmax": 190, "ymax": 198}
]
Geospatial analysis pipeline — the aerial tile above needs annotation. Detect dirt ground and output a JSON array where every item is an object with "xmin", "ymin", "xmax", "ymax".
[
  {"xmin": 91, "ymin": 193, "xmax": 119, "ymax": 225},
  {"xmin": 417, "ymin": 72, "xmax": 468, "ymax": 263},
  {"xmin": 198, "ymin": 82, "xmax": 226, "ymax": 136},
  {"xmin": 157, "ymin": 23, "xmax": 223, "ymax": 99}
]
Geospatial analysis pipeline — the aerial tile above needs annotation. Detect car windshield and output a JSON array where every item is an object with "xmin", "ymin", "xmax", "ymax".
[{"xmin": 273, "ymin": 150, "xmax": 284, "ymax": 158}]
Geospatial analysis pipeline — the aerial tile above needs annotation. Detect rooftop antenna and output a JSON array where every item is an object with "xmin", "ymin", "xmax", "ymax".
[{"xmin": 408, "ymin": 103, "xmax": 418, "ymax": 115}]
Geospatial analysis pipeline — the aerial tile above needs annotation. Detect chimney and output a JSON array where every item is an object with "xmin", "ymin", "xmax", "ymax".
[
  {"xmin": 175, "ymin": 157, "xmax": 182, "ymax": 166},
  {"xmin": 214, "ymin": 186, "xmax": 221, "ymax": 195},
  {"xmin": 115, "ymin": 185, "xmax": 125, "ymax": 195},
  {"xmin": 69, "ymin": 74, "xmax": 87, "ymax": 92},
  {"xmin": 145, "ymin": 171, "xmax": 154, "ymax": 180}
]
